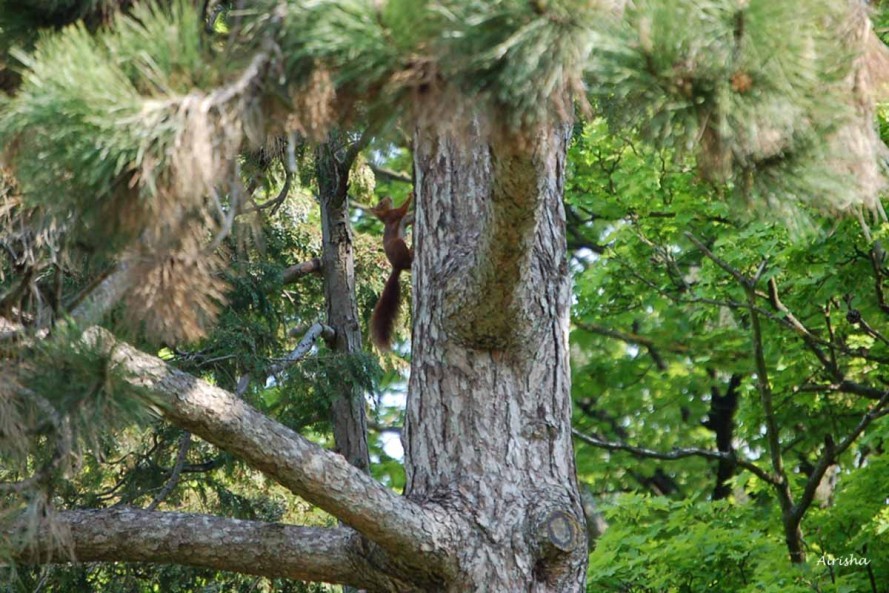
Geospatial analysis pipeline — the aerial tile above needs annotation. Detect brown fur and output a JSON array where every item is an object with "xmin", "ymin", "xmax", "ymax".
[{"xmin": 369, "ymin": 194, "xmax": 413, "ymax": 350}]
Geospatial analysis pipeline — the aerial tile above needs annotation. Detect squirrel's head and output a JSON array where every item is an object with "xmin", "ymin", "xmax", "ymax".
[{"xmin": 370, "ymin": 196, "xmax": 394, "ymax": 217}]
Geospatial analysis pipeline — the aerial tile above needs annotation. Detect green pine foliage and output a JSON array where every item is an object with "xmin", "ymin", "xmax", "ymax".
[
  {"xmin": 3, "ymin": 0, "xmax": 881, "ymax": 246},
  {"xmin": 586, "ymin": 0, "xmax": 863, "ymax": 212},
  {"xmin": 2, "ymin": 0, "xmax": 888, "ymax": 591},
  {"xmin": 250, "ymin": 0, "xmax": 598, "ymax": 132},
  {"xmin": 22, "ymin": 325, "xmax": 159, "ymax": 426},
  {"xmin": 0, "ymin": 0, "xmax": 239, "ymax": 245},
  {"xmin": 433, "ymin": 0, "xmax": 597, "ymax": 128}
]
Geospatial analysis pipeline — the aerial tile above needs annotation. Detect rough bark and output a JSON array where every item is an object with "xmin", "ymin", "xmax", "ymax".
[
  {"xmin": 316, "ymin": 134, "xmax": 371, "ymax": 473},
  {"xmin": 8, "ymin": 509, "xmax": 398, "ymax": 591},
  {"xmin": 405, "ymin": 120, "xmax": 586, "ymax": 591},
  {"xmin": 282, "ymin": 257, "xmax": 322, "ymax": 284},
  {"xmin": 8, "ymin": 118, "xmax": 582, "ymax": 593},
  {"xmin": 68, "ymin": 263, "xmax": 133, "ymax": 326},
  {"xmin": 79, "ymin": 327, "xmax": 454, "ymax": 577}
]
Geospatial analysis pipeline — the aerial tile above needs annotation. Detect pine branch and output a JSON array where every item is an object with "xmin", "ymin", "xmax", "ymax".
[
  {"xmin": 6, "ymin": 508, "xmax": 401, "ymax": 590},
  {"xmin": 79, "ymin": 327, "xmax": 454, "ymax": 572}
]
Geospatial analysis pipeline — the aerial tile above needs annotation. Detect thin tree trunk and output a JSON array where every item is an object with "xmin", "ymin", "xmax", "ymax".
[
  {"xmin": 316, "ymin": 133, "xmax": 370, "ymax": 473},
  {"xmin": 317, "ymin": 134, "xmax": 372, "ymax": 593}
]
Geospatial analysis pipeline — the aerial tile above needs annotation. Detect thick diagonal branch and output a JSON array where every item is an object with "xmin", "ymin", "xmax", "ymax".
[{"xmin": 82, "ymin": 327, "xmax": 453, "ymax": 571}]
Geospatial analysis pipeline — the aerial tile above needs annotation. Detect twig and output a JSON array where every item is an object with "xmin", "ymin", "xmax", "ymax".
[
  {"xmin": 146, "ymin": 432, "xmax": 192, "ymax": 511},
  {"xmin": 244, "ymin": 167, "xmax": 293, "ymax": 215},
  {"xmin": 575, "ymin": 321, "xmax": 688, "ymax": 371},
  {"xmin": 368, "ymin": 163, "xmax": 412, "ymax": 185},
  {"xmin": 767, "ymin": 278, "xmax": 838, "ymax": 378},
  {"xmin": 571, "ymin": 429, "xmax": 778, "ymax": 486},
  {"xmin": 684, "ymin": 232, "xmax": 752, "ymax": 287},
  {"xmin": 268, "ymin": 322, "xmax": 336, "ymax": 376}
]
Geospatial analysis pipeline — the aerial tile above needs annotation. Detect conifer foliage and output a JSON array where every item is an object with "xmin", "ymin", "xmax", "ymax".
[{"xmin": 0, "ymin": 0, "xmax": 887, "ymax": 590}]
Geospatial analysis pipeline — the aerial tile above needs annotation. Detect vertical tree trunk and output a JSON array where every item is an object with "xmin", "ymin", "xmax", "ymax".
[
  {"xmin": 316, "ymin": 135, "xmax": 370, "ymax": 473},
  {"xmin": 405, "ymin": 120, "xmax": 586, "ymax": 591}
]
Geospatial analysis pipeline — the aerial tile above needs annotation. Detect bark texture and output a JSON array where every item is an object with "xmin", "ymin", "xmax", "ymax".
[
  {"xmin": 8, "ymin": 509, "xmax": 395, "ymax": 590},
  {"xmin": 8, "ymin": 122, "xmax": 583, "ymax": 593},
  {"xmin": 317, "ymin": 135, "xmax": 371, "ymax": 473},
  {"xmin": 78, "ymin": 327, "xmax": 453, "ymax": 576},
  {"xmin": 404, "ymin": 121, "xmax": 586, "ymax": 591}
]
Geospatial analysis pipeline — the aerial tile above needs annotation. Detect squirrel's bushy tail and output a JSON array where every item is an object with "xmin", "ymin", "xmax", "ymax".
[{"xmin": 371, "ymin": 268, "xmax": 402, "ymax": 350}]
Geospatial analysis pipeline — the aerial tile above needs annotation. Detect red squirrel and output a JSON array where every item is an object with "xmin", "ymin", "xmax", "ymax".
[{"xmin": 369, "ymin": 192, "xmax": 413, "ymax": 350}]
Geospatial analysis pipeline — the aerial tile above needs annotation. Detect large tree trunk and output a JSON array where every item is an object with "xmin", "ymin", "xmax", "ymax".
[
  {"xmin": 405, "ymin": 120, "xmax": 586, "ymax": 591},
  {"xmin": 6, "ymin": 123, "xmax": 585, "ymax": 593}
]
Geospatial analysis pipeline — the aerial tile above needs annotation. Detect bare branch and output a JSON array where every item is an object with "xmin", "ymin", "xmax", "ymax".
[
  {"xmin": 244, "ymin": 166, "xmax": 293, "ymax": 215},
  {"xmin": 791, "ymin": 391, "xmax": 889, "ymax": 524},
  {"xmin": 68, "ymin": 263, "xmax": 133, "ymax": 327},
  {"xmin": 571, "ymin": 429, "xmax": 778, "ymax": 486},
  {"xmin": 746, "ymin": 270, "xmax": 792, "ymax": 508},
  {"xmin": 282, "ymin": 258, "xmax": 322, "ymax": 284},
  {"xmin": 767, "ymin": 277, "xmax": 838, "ymax": 378},
  {"xmin": 344, "ymin": 128, "xmax": 375, "ymax": 169},
  {"xmin": 268, "ymin": 322, "xmax": 336, "ymax": 376},
  {"xmin": 369, "ymin": 163, "xmax": 412, "ymax": 185},
  {"xmin": 7, "ymin": 508, "xmax": 400, "ymax": 590},
  {"xmin": 684, "ymin": 232, "xmax": 751, "ymax": 287},
  {"xmin": 682, "ymin": 237, "xmax": 792, "ymax": 491},
  {"xmin": 146, "ymin": 431, "xmax": 192, "ymax": 511}
]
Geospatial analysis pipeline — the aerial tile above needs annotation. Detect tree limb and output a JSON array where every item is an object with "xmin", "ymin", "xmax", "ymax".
[
  {"xmin": 368, "ymin": 163, "xmax": 412, "ymax": 184},
  {"xmin": 7, "ymin": 508, "xmax": 402, "ymax": 591},
  {"xmin": 283, "ymin": 258, "xmax": 322, "ymax": 284},
  {"xmin": 790, "ymin": 391, "xmax": 889, "ymax": 525},
  {"xmin": 68, "ymin": 263, "xmax": 133, "ymax": 327},
  {"xmin": 767, "ymin": 277, "xmax": 838, "ymax": 378},
  {"xmin": 81, "ymin": 327, "xmax": 454, "ymax": 571},
  {"xmin": 268, "ymin": 322, "xmax": 336, "ymax": 376},
  {"xmin": 687, "ymin": 234, "xmax": 791, "ymax": 493},
  {"xmin": 686, "ymin": 232, "xmax": 802, "ymax": 561},
  {"xmin": 146, "ymin": 431, "xmax": 192, "ymax": 511},
  {"xmin": 571, "ymin": 429, "xmax": 778, "ymax": 486},
  {"xmin": 796, "ymin": 380, "xmax": 887, "ymax": 401}
]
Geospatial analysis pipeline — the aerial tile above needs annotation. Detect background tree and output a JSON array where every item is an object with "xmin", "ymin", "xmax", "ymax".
[{"xmin": 0, "ymin": 0, "xmax": 887, "ymax": 592}]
